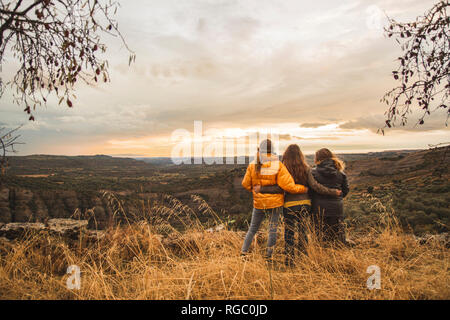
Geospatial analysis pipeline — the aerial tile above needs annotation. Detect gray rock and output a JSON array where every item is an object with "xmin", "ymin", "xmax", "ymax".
[
  {"xmin": 84, "ymin": 230, "xmax": 106, "ymax": 241},
  {"xmin": 0, "ymin": 219, "xmax": 90, "ymax": 240},
  {"xmin": 206, "ymin": 223, "xmax": 226, "ymax": 233},
  {"xmin": 47, "ymin": 218, "xmax": 89, "ymax": 238},
  {"xmin": 416, "ymin": 233, "xmax": 449, "ymax": 248},
  {"xmin": 0, "ymin": 222, "xmax": 46, "ymax": 239}
]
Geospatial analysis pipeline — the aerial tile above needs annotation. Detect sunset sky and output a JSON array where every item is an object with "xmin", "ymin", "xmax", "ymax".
[{"xmin": 1, "ymin": 0, "xmax": 448, "ymax": 157}]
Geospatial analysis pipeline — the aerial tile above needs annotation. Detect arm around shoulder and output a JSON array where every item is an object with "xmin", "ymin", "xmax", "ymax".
[
  {"xmin": 341, "ymin": 173, "xmax": 349, "ymax": 198},
  {"xmin": 259, "ymin": 185, "xmax": 284, "ymax": 194},
  {"xmin": 277, "ymin": 164, "xmax": 308, "ymax": 194},
  {"xmin": 307, "ymin": 169, "xmax": 340, "ymax": 196}
]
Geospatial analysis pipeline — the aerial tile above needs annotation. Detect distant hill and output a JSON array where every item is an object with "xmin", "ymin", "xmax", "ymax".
[
  {"xmin": 5, "ymin": 154, "xmax": 153, "ymax": 175},
  {"xmin": 135, "ymin": 149, "xmax": 421, "ymax": 166}
]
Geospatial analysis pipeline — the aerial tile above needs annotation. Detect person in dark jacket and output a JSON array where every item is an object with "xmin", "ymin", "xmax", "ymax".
[
  {"xmin": 254, "ymin": 144, "xmax": 341, "ymax": 265},
  {"xmin": 310, "ymin": 148, "xmax": 349, "ymax": 245}
]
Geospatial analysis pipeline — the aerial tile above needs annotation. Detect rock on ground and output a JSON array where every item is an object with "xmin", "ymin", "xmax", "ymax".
[
  {"xmin": 47, "ymin": 218, "xmax": 89, "ymax": 238},
  {"xmin": 415, "ymin": 233, "xmax": 449, "ymax": 248},
  {"xmin": 0, "ymin": 219, "xmax": 95, "ymax": 240},
  {"xmin": 0, "ymin": 222, "xmax": 46, "ymax": 239}
]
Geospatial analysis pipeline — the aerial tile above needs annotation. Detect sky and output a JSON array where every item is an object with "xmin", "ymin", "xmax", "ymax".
[{"xmin": 0, "ymin": 0, "xmax": 448, "ymax": 157}]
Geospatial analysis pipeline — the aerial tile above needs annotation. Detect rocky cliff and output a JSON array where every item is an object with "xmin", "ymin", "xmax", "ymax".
[{"xmin": 0, "ymin": 187, "xmax": 117, "ymax": 228}]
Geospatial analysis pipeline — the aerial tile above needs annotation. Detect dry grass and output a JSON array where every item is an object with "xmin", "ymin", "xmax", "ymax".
[{"xmin": 0, "ymin": 195, "xmax": 448, "ymax": 300}]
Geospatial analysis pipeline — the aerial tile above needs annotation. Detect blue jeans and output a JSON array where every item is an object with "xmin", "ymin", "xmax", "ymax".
[{"xmin": 241, "ymin": 207, "xmax": 282, "ymax": 257}]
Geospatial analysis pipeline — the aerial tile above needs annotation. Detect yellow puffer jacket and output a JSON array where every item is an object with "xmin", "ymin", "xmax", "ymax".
[{"xmin": 241, "ymin": 154, "xmax": 308, "ymax": 209}]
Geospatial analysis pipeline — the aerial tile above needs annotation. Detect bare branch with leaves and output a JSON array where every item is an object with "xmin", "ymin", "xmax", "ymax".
[
  {"xmin": 0, "ymin": 125, "xmax": 23, "ymax": 174},
  {"xmin": 381, "ymin": 1, "xmax": 449, "ymax": 134},
  {"xmin": 0, "ymin": 0, "xmax": 135, "ymax": 121}
]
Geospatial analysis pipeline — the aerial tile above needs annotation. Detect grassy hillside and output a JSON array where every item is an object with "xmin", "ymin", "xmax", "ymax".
[
  {"xmin": 344, "ymin": 147, "xmax": 450, "ymax": 235},
  {"xmin": 0, "ymin": 195, "xmax": 448, "ymax": 300}
]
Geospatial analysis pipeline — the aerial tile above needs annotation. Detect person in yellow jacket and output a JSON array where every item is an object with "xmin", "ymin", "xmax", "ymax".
[{"xmin": 241, "ymin": 139, "xmax": 308, "ymax": 259}]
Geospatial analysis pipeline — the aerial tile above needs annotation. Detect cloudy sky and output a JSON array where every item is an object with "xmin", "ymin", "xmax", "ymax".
[{"xmin": 1, "ymin": 0, "xmax": 448, "ymax": 157}]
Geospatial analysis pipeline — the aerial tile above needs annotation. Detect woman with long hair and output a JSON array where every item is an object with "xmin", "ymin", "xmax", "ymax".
[
  {"xmin": 256, "ymin": 144, "xmax": 341, "ymax": 265},
  {"xmin": 310, "ymin": 148, "xmax": 349, "ymax": 244},
  {"xmin": 241, "ymin": 139, "xmax": 309, "ymax": 260}
]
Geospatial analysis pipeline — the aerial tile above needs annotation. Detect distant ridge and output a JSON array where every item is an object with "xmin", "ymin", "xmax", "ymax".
[
  {"xmin": 9, "ymin": 149, "xmax": 424, "ymax": 166},
  {"xmin": 134, "ymin": 149, "xmax": 422, "ymax": 166}
]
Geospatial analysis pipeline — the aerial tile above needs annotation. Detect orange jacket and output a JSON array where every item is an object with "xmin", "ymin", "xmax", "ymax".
[{"xmin": 242, "ymin": 154, "xmax": 308, "ymax": 209}]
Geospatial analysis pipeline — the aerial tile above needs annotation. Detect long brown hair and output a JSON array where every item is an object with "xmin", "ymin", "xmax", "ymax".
[
  {"xmin": 255, "ymin": 139, "xmax": 273, "ymax": 174},
  {"xmin": 282, "ymin": 144, "xmax": 309, "ymax": 185},
  {"xmin": 315, "ymin": 148, "xmax": 345, "ymax": 171}
]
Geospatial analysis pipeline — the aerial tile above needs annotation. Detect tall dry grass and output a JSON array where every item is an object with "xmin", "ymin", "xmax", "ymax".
[{"xmin": 0, "ymin": 194, "xmax": 448, "ymax": 300}]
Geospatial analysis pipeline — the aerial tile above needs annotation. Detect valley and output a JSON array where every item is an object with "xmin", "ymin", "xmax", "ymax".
[{"xmin": 0, "ymin": 147, "xmax": 448, "ymax": 234}]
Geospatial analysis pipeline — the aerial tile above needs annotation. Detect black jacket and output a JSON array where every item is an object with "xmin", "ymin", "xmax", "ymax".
[{"xmin": 311, "ymin": 159, "xmax": 349, "ymax": 217}]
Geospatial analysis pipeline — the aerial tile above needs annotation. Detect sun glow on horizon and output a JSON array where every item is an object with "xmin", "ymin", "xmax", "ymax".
[{"xmin": 99, "ymin": 121, "xmax": 379, "ymax": 157}]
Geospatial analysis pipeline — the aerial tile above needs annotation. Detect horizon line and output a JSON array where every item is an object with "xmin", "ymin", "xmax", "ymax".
[{"xmin": 10, "ymin": 147, "xmax": 426, "ymax": 159}]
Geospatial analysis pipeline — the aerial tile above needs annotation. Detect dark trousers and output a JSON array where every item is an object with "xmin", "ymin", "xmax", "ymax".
[
  {"xmin": 284, "ymin": 205, "xmax": 346, "ymax": 262},
  {"xmin": 312, "ymin": 213, "xmax": 346, "ymax": 245},
  {"xmin": 283, "ymin": 204, "xmax": 311, "ymax": 260}
]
